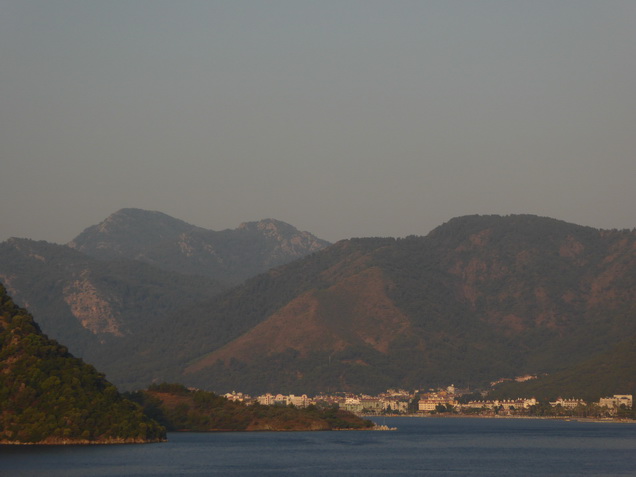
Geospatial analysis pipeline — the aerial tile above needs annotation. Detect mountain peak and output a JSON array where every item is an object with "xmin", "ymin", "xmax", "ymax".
[
  {"xmin": 237, "ymin": 218, "xmax": 298, "ymax": 234},
  {"xmin": 67, "ymin": 209, "xmax": 200, "ymax": 260},
  {"xmin": 426, "ymin": 214, "xmax": 600, "ymax": 249},
  {"xmin": 65, "ymin": 209, "xmax": 331, "ymax": 282},
  {"xmin": 97, "ymin": 207, "xmax": 191, "ymax": 229},
  {"xmin": 236, "ymin": 219, "xmax": 327, "ymax": 244}
]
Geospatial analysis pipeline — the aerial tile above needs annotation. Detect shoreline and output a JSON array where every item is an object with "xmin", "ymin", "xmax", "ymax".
[
  {"xmin": 0, "ymin": 437, "xmax": 167, "ymax": 446},
  {"xmin": 363, "ymin": 413, "xmax": 636, "ymax": 424}
]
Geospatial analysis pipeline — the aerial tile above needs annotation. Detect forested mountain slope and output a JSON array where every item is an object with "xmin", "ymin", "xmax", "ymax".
[
  {"xmin": 488, "ymin": 335, "xmax": 636, "ymax": 401},
  {"xmin": 0, "ymin": 238, "xmax": 223, "ymax": 380},
  {"xmin": 142, "ymin": 215, "xmax": 636, "ymax": 395}
]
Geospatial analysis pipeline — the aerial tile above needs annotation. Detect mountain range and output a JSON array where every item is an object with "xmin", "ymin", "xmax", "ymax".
[
  {"xmin": 1, "ymin": 210, "xmax": 635, "ymax": 398},
  {"xmin": 0, "ymin": 209, "xmax": 330, "ymax": 387},
  {"xmin": 149, "ymin": 214, "xmax": 636, "ymax": 396},
  {"xmin": 68, "ymin": 208, "xmax": 330, "ymax": 284}
]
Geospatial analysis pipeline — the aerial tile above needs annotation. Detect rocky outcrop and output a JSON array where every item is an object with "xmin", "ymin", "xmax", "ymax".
[{"xmin": 63, "ymin": 272, "xmax": 123, "ymax": 336}]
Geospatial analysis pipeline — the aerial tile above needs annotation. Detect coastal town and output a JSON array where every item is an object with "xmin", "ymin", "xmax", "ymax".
[{"xmin": 220, "ymin": 386, "xmax": 633, "ymax": 419}]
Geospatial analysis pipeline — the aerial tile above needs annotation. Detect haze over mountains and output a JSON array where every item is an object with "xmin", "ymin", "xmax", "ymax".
[
  {"xmin": 1, "ymin": 210, "xmax": 634, "ymax": 399},
  {"xmin": 0, "ymin": 209, "xmax": 330, "ymax": 385},
  {"xmin": 68, "ymin": 208, "xmax": 330, "ymax": 284}
]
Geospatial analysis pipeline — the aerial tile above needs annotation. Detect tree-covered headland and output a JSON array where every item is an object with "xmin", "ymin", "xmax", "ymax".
[
  {"xmin": 127, "ymin": 383, "xmax": 374, "ymax": 432},
  {"xmin": 0, "ymin": 283, "xmax": 166, "ymax": 444}
]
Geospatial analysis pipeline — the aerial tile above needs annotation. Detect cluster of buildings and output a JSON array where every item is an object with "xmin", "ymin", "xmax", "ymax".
[
  {"xmin": 597, "ymin": 395, "xmax": 633, "ymax": 411},
  {"xmin": 417, "ymin": 391, "xmax": 632, "ymax": 416},
  {"xmin": 223, "ymin": 391, "xmax": 313, "ymax": 408},
  {"xmin": 221, "ymin": 387, "xmax": 633, "ymax": 417},
  {"xmin": 223, "ymin": 388, "xmax": 413, "ymax": 413},
  {"xmin": 340, "ymin": 389, "xmax": 411, "ymax": 414},
  {"xmin": 453, "ymin": 397, "xmax": 538, "ymax": 412}
]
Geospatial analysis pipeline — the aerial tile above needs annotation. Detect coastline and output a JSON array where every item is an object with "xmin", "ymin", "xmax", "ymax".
[
  {"xmin": 363, "ymin": 413, "xmax": 636, "ymax": 424},
  {"xmin": 0, "ymin": 424, "xmax": 379, "ymax": 444},
  {"xmin": 0, "ymin": 437, "xmax": 167, "ymax": 446}
]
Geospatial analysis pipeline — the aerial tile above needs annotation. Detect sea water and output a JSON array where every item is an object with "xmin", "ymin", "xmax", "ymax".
[{"xmin": 2, "ymin": 417, "xmax": 636, "ymax": 476}]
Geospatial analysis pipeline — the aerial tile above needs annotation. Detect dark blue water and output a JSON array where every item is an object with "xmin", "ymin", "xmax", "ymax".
[{"xmin": 2, "ymin": 417, "xmax": 636, "ymax": 476}]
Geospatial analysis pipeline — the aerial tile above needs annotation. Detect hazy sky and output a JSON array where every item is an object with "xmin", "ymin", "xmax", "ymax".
[{"xmin": 2, "ymin": 1, "xmax": 635, "ymax": 244}]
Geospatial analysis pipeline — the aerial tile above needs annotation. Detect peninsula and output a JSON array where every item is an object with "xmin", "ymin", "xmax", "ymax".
[{"xmin": 128, "ymin": 383, "xmax": 374, "ymax": 432}]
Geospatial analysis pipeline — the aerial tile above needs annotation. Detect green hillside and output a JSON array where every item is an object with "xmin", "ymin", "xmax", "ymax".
[
  {"xmin": 488, "ymin": 335, "xmax": 636, "ymax": 402},
  {"xmin": 0, "ymin": 284, "xmax": 166, "ymax": 444}
]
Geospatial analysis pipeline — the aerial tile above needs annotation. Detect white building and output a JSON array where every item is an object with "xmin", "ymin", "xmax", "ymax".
[
  {"xmin": 288, "ymin": 394, "xmax": 310, "ymax": 408},
  {"xmin": 550, "ymin": 398, "xmax": 586, "ymax": 409},
  {"xmin": 599, "ymin": 395, "xmax": 632, "ymax": 410},
  {"xmin": 418, "ymin": 393, "xmax": 457, "ymax": 412},
  {"xmin": 256, "ymin": 393, "xmax": 276, "ymax": 405},
  {"xmin": 224, "ymin": 391, "xmax": 249, "ymax": 402}
]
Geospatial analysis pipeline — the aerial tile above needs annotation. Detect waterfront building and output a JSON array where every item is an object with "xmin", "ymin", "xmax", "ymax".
[
  {"xmin": 549, "ymin": 398, "xmax": 586, "ymax": 409},
  {"xmin": 598, "ymin": 395, "xmax": 633, "ymax": 411}
]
